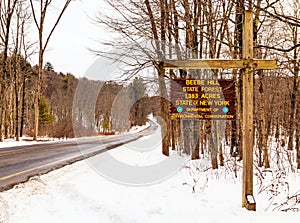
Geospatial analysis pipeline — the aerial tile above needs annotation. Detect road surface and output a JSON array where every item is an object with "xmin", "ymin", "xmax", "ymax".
[{"xmin": 0, "ymin": 123, "xmax": 157, "ymax": 191}]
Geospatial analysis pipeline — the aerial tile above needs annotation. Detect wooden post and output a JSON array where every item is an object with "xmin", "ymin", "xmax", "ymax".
[
  {"xmin": 161, "ymin": 11, "xmax": 277, "ymax": 212},
  {"xmin": 242, "ymin": 10, "xmax": 256, "ymax": 211}
]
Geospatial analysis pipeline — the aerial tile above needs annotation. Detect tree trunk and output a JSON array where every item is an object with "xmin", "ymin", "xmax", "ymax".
[
  {"xmin": 13, "ymin": 58, "xmax": 20, "ymax": 141},
  {"xmin": 296, "ymin": 111, "xmax": 300, "ymax": 169},
  {"xmin": 258, "ymin": 74, "xmax": 270, "ymax": 168},
  {"xmin": 217, "ymin": 121, "xmax": 224, "ymax": 166},
  {"xmin": 20, "ymin": 73, "xmax": 26, "ymax": 137},
  {"xmin": 0, "ymin": 1, "xmax": 16, "ymax": 141},
  {"xmin": 234, "ymin": 0, "xmax": 244, "ymax": 161},
  {"xmin": 294, "ymin": 30, "xmax": 300, "ymax": 168},
  {"xmin": 210, "ymin": 120, "xmax": 218, "ymax": 169},
  {"xmin": 288, "ymin": 23, "xmax": 300, "ymax": 157},
  {"xmin": 33, "ymin": 49, "xmax": 43, "ymax": 140},
  {"xmin": 191, "ymin": 120, "xmax": 200, "ymax": 160},
  {"xmin": 296, "ymin": 83, "xmax": 300, "ymax": 169}
]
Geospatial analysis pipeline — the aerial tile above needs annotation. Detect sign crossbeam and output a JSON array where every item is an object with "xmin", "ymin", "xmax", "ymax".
[
  {"xmin": 162, "ymin": 59, "xmax": 277, "ymax": 70},
  {"xmin": 161, "ymin": 11, "xmax": 278, "ymax": 211}
]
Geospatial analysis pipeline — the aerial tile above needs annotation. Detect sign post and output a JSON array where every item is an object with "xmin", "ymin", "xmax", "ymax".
[
  {"xmin": 241, "ymin": 10, "xmax": 255, "ymax": 211},
  {"xmin": 162, "ymin": 11, "xmax": 278, "ymax": 211}
]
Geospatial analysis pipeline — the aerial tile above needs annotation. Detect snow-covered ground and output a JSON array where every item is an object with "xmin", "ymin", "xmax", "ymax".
[
  {"xmin": 0, "ymin": 136, "xmax": 63, "ymax": 148},
  {"xmin": 0, "ymin": 121, "xmax": 150, "ymax": 149},
  {"xmin": 0, "ymin": 123, "xmax": 149, "ymax": 150},
  {"xmin": 1, "ymin": 122, "xmax": 300, "ymax": 222}
]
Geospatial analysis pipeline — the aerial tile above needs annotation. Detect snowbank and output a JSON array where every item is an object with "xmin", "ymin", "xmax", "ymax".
[
  {"xmin": 0, "ymin": 118, "xmax": 300, "ymax": 222},
  {"xmin": 1, "ymin": 148, "xmax": 299, "ymax": 223}
]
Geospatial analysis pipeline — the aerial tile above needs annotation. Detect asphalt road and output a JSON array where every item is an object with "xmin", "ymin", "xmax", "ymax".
[{"xmin": 0, "ymin": 123, "xmax": 158, "ymax": 191}]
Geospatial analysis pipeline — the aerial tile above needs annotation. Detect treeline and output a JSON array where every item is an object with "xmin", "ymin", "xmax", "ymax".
[
  {"xmin": 0, "ymin": 0, "xmax": 162, "ymax": 141},
  {"xmin": 0, "ymin": 56, "xmax": 162, "ymax": 140},
  {"xmin": 0, "ymin": 53, "xmax": 35, "ymax": 141},
  {"xmin": 43, "ymin": 69, "xmax": 165, "ymax": 138},
  {"xmin": 0, "ymin": 0, "xmax": 74, "ymax": 141}
]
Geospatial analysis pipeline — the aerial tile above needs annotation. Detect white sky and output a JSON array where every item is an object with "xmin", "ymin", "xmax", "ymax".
[{"xmin": 29, "ymin": 0, "xmax": 110, "ymax": 78}]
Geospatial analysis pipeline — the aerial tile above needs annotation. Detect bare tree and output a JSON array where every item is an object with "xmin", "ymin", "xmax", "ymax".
[
  {"xmin": 93, "ymin": 0, "xmax": 300, "ymax": 174},
  {"xmin": 29, "ymin": 0, "xmax": 72, "ymax": 140},
  {"xmin": 0, "ymin": 0, "xmax": 18, "ymax": 141},
  {"xmin": 252, "ymin": 0, "xmax": 300, "ymax": 170}
]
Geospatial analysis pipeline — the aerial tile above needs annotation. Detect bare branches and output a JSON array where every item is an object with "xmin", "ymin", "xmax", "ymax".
[
  {"xmin": 29, "ymin": 0, "xmax": 39, "ymax": 30},
  {"xmin": 44, "ymin": 0, "xmax": 71, "ymax": 50},
  {"xmin": 261, "ymin": 4, "xmax": 300, "ymax": 27},
  {"xmin": 29, "ymin": 0, "xmax": 72, "ymax": 50},
  {"xmin": 255, "ymin": 43, "xmax": 300, "ymax": 52},
  {"xmin": 29, "ymin": 0, "xmax": 72, "ymax": 140}
]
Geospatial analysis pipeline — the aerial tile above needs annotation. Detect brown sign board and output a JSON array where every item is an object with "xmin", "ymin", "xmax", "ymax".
[{"xmin": 170, "ymin": 79, "xmax": 235, "ymax": 120}]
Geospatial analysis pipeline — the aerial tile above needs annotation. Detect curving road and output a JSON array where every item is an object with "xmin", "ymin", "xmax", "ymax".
[{"xmin": 0, "ymin": 123, "xmax": 157, "ymax": 191}]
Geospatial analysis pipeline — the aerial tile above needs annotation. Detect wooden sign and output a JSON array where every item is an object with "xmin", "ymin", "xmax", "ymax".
[
  {"xmin": 170, "ymin": 79, "xmax": 235, "ymax": 120},
  {"xmin": 162, "ymin": 11, "xmax": 278, "ymax": 211}
]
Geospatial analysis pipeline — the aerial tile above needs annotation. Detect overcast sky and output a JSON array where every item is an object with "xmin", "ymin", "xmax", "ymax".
[{"xmin": 29, "ymin": 0, "xmax": 110, "ymax": 79}]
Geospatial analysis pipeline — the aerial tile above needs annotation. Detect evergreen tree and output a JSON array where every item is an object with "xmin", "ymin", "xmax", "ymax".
[
  {"xmin": 102, "ymin": 115, "xmax": 110, "ymax": 133},
  {"xmin": 132, "ymin": 77, "xmax": 146, "ymax": 100},
  {"xmin": 39, "ymin": 96, "xmax": 54, "ymax": 126},
  {"xmin": 44, "ymin": 61, "xmax": 54, "ymax": 72},
  {"xmin": 131, "ymin": 77, "xmax": 147, "ymax": 126}
]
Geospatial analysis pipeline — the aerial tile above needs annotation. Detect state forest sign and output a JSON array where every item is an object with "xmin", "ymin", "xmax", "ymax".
[{"xmin": 170, "ymin": 79, "xmax": 235, "ymax": 120}]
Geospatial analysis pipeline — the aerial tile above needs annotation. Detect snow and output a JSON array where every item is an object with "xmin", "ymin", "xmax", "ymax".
[
  {"xmin": 247, "ymin": 195, "xmax": 256, "ymax": 204},
  {"xmin": 1, "ymin": 120, "xmax": 300, "ymax": 222},
  {"xmin": 129, "ymin": 121, "xmax": 150, "ymax": 133},
  {"xmin": 0, "ymin": 121, "xmax": 149, "ymax": 149},
  {"xmin": 0, "ymin": 137, "xmax": 54, "ymax": 148},
  {"xmin": 0, "ymin": 136, "xmax": 80, "ymax": 148},
  {"xmin": 0, "ymin": 116, "xmax": 150, "ymax": 149}
]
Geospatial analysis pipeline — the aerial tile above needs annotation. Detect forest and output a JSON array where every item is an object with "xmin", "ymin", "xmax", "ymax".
[
  {"xmin": 0, "ymin": 58, "xmax": 157, "ymax": 139},
  {"xmin": 0, "ymin": 0, "xmax": 300, "ymax": 173},
  {"xmin": 94, "ymin": 0, "xmax": 300, "ymax": 171},
  {"xmin": 0, "ymin": 0, "xmax": 159, "ymax": 142}
]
